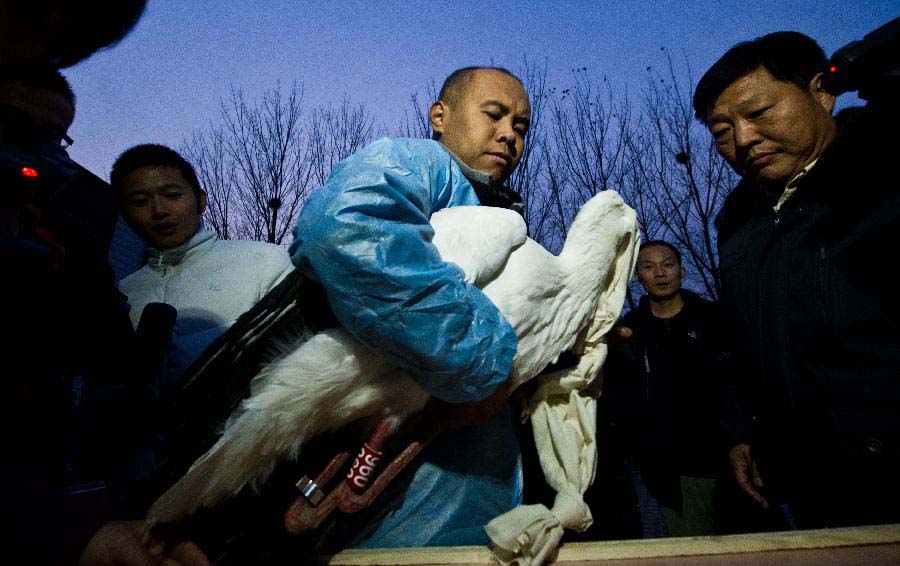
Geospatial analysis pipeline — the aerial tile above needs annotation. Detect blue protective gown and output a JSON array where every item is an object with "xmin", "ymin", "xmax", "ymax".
[{"xmin": 289, "ymin": 137, "xmax": 522, "ymax": 546}]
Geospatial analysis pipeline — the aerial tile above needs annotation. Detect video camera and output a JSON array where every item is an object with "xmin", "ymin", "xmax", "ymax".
[
  {"xmin": 0, "ymin": 132, "xmax": 118, "ymax": 264},
  {"xmin": 822, "ymin": 16, "xmax": 900, "ymax": 103}
]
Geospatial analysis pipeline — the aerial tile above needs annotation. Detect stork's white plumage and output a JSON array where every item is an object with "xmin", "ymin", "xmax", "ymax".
[{"xmin": 149, "ymin": 189, "xmax": 638, "ymax": 525}]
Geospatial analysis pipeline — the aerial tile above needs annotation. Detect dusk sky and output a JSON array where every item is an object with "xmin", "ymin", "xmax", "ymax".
[{"xmin": 65, "ymin": 1, "xmax": 897, "ymax": 179}]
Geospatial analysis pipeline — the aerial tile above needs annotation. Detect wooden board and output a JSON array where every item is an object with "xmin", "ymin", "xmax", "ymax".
[{"xmin": 319, "ymin": 524, "xmax": 900, "ymax": 565}]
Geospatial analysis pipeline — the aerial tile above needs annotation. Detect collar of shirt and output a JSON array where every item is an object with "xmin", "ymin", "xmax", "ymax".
[
  {"xmin": 147, "ymin": 227, "xmax": 216, "ymax": 269},
  {"xmin": 439, "ymin": 143, "xmax": 524, "ymax": 214},
  {"xmin": 773, "ymin": 158, "xmax": 819, "ymax": 212},
  {"xmin": 440, "ymin": 143, "xmax": 494, "ymax": 186}
]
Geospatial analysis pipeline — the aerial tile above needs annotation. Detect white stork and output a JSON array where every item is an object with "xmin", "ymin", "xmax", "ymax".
[{"xmin": 149, "ymin": 189, "xmax": 638, "ymax": 525}]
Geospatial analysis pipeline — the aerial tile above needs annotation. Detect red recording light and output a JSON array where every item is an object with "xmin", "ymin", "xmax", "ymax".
[
  {"xmin": 829, "ymin": 65, "xmax": 839, "ymax": 73},
  {"xmin": 20, "ymin": 166, "xmax": 39, "ymax": 178}
]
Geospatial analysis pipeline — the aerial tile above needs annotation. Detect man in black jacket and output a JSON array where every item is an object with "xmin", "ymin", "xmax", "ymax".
[
  {"xmin": 2, "ymin": 2, "xmax": 209, "ymax": 564},
  {"xmin": 694, "ymin": 31, "xmax": 900, "ymax": 528},
  {"xmin": 604, "ymin": 241, "xmax": 736, "ymax": 536}
]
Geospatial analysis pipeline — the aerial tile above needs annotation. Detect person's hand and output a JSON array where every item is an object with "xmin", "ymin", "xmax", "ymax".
[
  {"xmin": 606, "ymin": 324, "xmax": 633, "ymax": 345},
  {"xmin": 729, "ymin": 443, "xmax": 769, "ymax": 509},
  {"xmin": 447, "ymin": 380, "xmax": 511, "ymax": 429},
  {"xmin": 79, "ymin": 520, "xmax": 209, "ymax": 566}
]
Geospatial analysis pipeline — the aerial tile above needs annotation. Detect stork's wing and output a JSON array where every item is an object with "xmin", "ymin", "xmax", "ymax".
[
  {"xmin": 136, "ymin": 269, "xmax": 337, "ymax": 508},
  {"xmin": 430, "ymin": 206, "xmax": 528, "ymax": 287}
]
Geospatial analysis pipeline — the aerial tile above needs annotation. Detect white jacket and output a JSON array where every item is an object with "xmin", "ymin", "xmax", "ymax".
[{"xmin": 119, "ymin": 228, "xmax": 293, "ymax": 387}]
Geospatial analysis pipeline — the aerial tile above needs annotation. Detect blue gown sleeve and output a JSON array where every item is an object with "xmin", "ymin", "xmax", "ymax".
[{"xmin": 288, "ymin": 138, "xmax": 517, "ymax": 403}]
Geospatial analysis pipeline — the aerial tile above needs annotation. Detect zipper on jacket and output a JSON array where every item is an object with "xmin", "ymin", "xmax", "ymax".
[
  {"xmin": 643, "ymin": 351, "xmax": 650, "ymax": 402},
  {"xmin": 816, "ymin": 243, "xmax": 828, "ymax": 325}
]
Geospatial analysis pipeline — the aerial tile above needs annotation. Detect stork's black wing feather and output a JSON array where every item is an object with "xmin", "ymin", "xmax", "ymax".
[
  {"xmin": 135, "ymin": 269, "xmax": 337, "ymax": 509},
  {"xmin": 129, "ymin": 270, "xmax": 443, "ymax": 562}
]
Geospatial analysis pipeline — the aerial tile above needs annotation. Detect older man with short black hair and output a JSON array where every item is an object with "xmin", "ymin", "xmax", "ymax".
[{"xmin": 695, "ymin": 30, "xmax": 900, "ymax": 529}]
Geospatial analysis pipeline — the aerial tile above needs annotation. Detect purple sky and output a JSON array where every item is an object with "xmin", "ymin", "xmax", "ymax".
[{"xmin": 65, "ymin": 0, "xmax": 897, "ymax": 179}]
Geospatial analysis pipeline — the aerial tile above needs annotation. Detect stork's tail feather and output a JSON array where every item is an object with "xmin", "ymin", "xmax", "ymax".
[{"xmin": 148, "ymin": 408, "xmax": 307, "ymax": 523}]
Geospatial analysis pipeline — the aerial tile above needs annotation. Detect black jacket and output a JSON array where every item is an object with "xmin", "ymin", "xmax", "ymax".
[
  {"xmin": 604, "ymin": 290, "xmax": 736, "ymax": 509},
  {"xmin": 1, "ymin": 147, "xmax": 154, "ymax": 562},
  {"xmin": 715, "ymin": 104, "xmax": 900, "ymax": 526}
]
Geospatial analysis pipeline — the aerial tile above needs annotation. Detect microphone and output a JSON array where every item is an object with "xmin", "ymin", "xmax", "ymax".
[{"xmin": 135, "ymin": 302, "xmax": 177, "ymax": 386}]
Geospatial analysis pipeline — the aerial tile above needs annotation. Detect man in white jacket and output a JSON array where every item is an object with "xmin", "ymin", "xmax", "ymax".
[{"xmin": 112, "ymin": 144, "xmax": 293, "ymax": 389}]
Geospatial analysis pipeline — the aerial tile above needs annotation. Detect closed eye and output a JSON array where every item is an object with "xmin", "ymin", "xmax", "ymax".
[{"xmin": 749, "ymin": 106, "xmax": 771, "ymax": 119}]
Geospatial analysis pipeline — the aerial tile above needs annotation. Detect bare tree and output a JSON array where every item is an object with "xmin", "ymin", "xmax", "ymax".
[
  {"xmin": 541, "ymin": 68, "xmax": 634, "ymax": 248},
  {"xmin": 507, "ymin": 58, "xmax": 558, "ymax": 248},
  {"xmin": 187, "ymin": 83, "xmax": 376, "ymax": 245},
  {"xmin": 631, "ymin": 51, "xmax": 736, "ymax": 299},
  {"xmin": 307, "ymin": 95, "xmax": 376, "ymax": 186},
  {"xmin": 513, "ymin": 55, "xmax": 733, "ymax": 304},
  {"xmin": 215, "ymin": 83, "xmax": 314, "ymax": 244},
  {"xmin": 534, "ymin": 67, "xmax": 644, "ymax": 307},
  {"xmin": 183, "ymin": 127, "xmax": 238, "ymax": 240},
  {"xmin": 397, "ymin": 84, "xmax": 437, "ymax": 140}
]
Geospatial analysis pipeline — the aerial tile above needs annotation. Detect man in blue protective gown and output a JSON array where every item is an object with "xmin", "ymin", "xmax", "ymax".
[{"xmin": 289, "ymin": 66, "xmax": 532, "ymax": 547}]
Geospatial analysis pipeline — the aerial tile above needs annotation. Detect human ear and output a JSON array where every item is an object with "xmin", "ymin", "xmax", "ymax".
[
  {"xmin": 809, "ymin": 72, "xmax": 836, "ymax": 114},
  {"xmin": 429, "ymin": 101, "xmax": 446, "ymax": 137},
  {"xmin": 197, "ymin": 189, "xmax": 207, "ymax": 215}
]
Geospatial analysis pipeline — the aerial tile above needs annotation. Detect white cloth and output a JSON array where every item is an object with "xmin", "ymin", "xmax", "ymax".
[
  {"xmin": 486, "ymin": 213, "xmax": 639, "ymax": 565},
  {"xmin": 119, "ymin": 228, "xmax": 293, "ymax": 383}
]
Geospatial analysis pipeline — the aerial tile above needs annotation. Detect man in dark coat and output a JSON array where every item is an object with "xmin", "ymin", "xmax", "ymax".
[
  {"xmin": 1, "ymin": 2, "xmax": 209, "ymax": 564},
  {"xmin": 693, "ymin": 30, "xmax": 900, "ymax": 528},
  {"xmin": 603, "ymin": 240, "xmax": 735, "ymax": 536}
]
